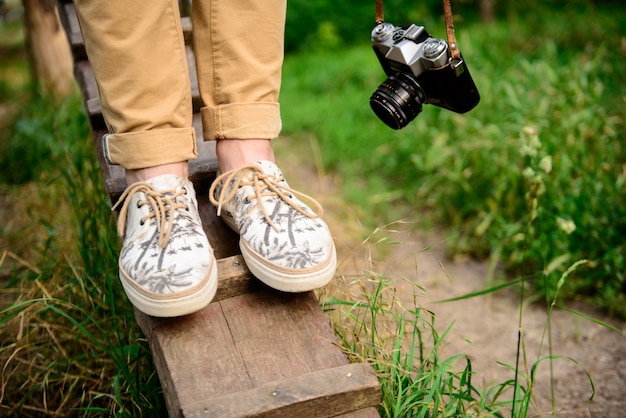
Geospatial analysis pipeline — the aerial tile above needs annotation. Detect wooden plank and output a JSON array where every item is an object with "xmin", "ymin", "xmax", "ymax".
[
  {"xmin": 218, "ymin": 291, "xmax": 349, "ymax": 386},
  {"xmin": 214, "ymin": 255, "xmax": 260, "ymax": 302},
  {"xmin": 196, "ymin": 194, "xmax": 241, "ymax": 260},
  {"xmin": 135, "ymin": 290, "xmax": 380, "ymax": 418},
  {"xmin": 181, "ymin": 16, "xmax": 193, "ymax": 48},
  {"xmin": 136, "ymin": 302, "xmax": 252, "ymax": 416},
  {"xmin": 72, "ymin": 60, "xmax": 105, "ymax": 129},
  {"xmin": 58, "ymin": 2, "xmax": 87, "ymax": 60},
  {"xmin": 182, "ymin": 363, "xmax": 381, "ymax": 418}
]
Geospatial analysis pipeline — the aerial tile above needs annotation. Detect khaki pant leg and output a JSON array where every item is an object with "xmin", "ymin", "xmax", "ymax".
[
  {"xmin": 191, "ymin": 0, "xmax": 286, "ymax": 141},
  {"xmin": 74, "ymin": 0, "xmax": 197, "ymax": 169}
]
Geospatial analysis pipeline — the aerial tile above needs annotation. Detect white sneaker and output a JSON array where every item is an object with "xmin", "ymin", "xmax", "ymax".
[
  {"xmin": 209, "ymin": 161, "xmax": 336, "ymax": 292},
  {"xmin": 113, "ymin": 175, "xmax": 217, "ymax": 317}
]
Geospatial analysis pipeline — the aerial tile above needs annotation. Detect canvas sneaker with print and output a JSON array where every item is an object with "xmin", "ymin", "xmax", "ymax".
[
  {"xmin": 113, "ymin": 175, "xmax": 218, "ymax": 317},
  {"xmin": 209, "ymin": 161, "xmax": 336, "ymax": 292}
]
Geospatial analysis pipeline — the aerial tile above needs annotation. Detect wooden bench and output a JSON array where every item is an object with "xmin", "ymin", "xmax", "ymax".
[{"xmin": 56, "ymin": 2, "xmax": 381, "ymax": 417}]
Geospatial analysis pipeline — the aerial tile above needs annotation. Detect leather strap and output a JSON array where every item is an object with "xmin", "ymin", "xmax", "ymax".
[
  {"xmin": 443, "ymin": 0, "xmax": 461, "ymax": 60},
  {"xmin": 375, "ymin": 0, "xmax": 384, "ymax": 24}
]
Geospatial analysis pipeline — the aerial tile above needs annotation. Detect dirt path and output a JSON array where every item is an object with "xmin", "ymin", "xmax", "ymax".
[
  {"xmin": 277, "ymin": 144, "xmax": 626, "ymax": 418},
  {"xmin": 369, "ymin": 229, "xmax": 626, "ymax": 418}
]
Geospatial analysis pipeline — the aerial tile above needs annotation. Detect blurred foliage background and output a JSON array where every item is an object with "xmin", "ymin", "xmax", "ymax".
[
  {"xmin": 280, "ymin": 0, "xmax": 626, "ymax": 316},
  {"xmin": 284, "ymin": 0, "xmax": 625, "ymax": 52}
]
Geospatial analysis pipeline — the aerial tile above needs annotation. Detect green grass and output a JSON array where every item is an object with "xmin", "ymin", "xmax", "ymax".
[
  {"xmin": 0, "ymin": 95, "xmax": 164, "ymax": 416},
  {"xmin": 321, "ymin": 273, "xmax": 509, "ymax": 417},
  {"xmin": 280, "ymin": 4, "xmax": 626, "ymax": 317}
]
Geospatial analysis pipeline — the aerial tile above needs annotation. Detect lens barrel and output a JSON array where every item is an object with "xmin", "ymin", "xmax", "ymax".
[{"xmin": 369, "ymin": 73, "xmax": 425, "ymax": 129}]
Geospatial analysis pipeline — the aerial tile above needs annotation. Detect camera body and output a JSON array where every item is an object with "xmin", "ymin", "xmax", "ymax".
[{"xmin": 370, "ymin": 22, "xmax": 480, "ymax": 129}]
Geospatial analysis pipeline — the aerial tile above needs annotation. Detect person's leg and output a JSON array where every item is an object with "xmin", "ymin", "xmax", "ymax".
[
  {"xmin": 193, "ymin": 0, "xmax": 336, "ymax": 292},
  {"xmin": 191, "ymin": 0, "xmax": 285, "ymax": 172},
  {"xmin": 74, "ymin": 0, "xmax": 217, "ymax": 316},
  {"xmin": 74, "ymin": 0, "xmax": 196, "ymax": 178},
  {"xmin": 215, "ymin": 139, "xmax": 274, "ymax": 173}
]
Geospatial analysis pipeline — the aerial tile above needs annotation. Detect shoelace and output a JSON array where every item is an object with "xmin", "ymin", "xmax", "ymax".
[
  {"xmin": 209, "ymin": 164, "xmax": 323, "ymax": 231},
  {"xmin": 112, "ymin": 182, "xmax": 188, "ymax": 248}
]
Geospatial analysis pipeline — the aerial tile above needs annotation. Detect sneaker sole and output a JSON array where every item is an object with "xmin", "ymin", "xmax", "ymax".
[
  {"xmin": 240, "ymin": 238, "xmax": 337, "ymax": 292},
  {"xmin": 119, "ymin": 259, "xmax": 218, "ymax": 317}
]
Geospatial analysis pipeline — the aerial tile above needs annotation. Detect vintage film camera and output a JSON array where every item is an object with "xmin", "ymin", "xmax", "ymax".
[{"xmin": 370, "ymin": 22, "xmax": 480, "ymax": 129}]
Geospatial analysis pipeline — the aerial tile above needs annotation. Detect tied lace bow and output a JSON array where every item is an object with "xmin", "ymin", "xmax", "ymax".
[
  {"xmin": 113, "ymin": 182, "xmax": 188, "ymax": 248},
  {"xmin": 209, "ymin": 164, "xmax": 323, "ymax": 231}
]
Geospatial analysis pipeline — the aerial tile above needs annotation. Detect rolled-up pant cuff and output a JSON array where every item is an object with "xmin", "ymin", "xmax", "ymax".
[
  {"xmin": 202, "ymin": 102, "xmax": 281, "ymax": 140},
  {"xmin": 104, "ymin": 128, "xmax": 197, "ymax": 170}
]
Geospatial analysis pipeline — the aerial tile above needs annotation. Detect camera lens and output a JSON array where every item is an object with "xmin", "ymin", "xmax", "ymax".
[{"xmin": 369, "ymin": 73, "xmax": 425, "ymax": 129}]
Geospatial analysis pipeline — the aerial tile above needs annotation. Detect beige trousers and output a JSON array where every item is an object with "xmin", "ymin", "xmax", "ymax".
[{"xmin": 74, "ymin": 0, "xmax": 286, "ymax": 170}]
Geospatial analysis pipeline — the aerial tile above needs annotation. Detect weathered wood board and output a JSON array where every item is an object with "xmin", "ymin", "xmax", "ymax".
[{"xmin": 135, "ymin": 284, "xmax": 381, "ymax": 417}]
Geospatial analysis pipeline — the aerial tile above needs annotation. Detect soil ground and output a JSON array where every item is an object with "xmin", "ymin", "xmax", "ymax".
[
  {"xmin": 277, "ymin": 142, "xmax": 626, "ymax": 418},
  {"xmin": 370, "ymin": 229, "xmax": 626, "ymax": 418}
]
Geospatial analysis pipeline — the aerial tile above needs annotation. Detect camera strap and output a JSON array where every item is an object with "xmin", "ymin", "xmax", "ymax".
[
  {"xmin": 375, "ymin": 0, "xmax": 462, "ymax": 60},
  {"xmin": 375, "ymin": 0, "xmax": 384, "ymax": 24},
  {"xmin": 442, "ymin": 0, "xmax": 461, "ymax": 60}
]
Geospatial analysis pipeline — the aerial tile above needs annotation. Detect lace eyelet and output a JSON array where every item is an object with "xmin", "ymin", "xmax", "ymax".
[{"xmin": 140, "ymin": 220, "xmax": 145, "ymax": 226}]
